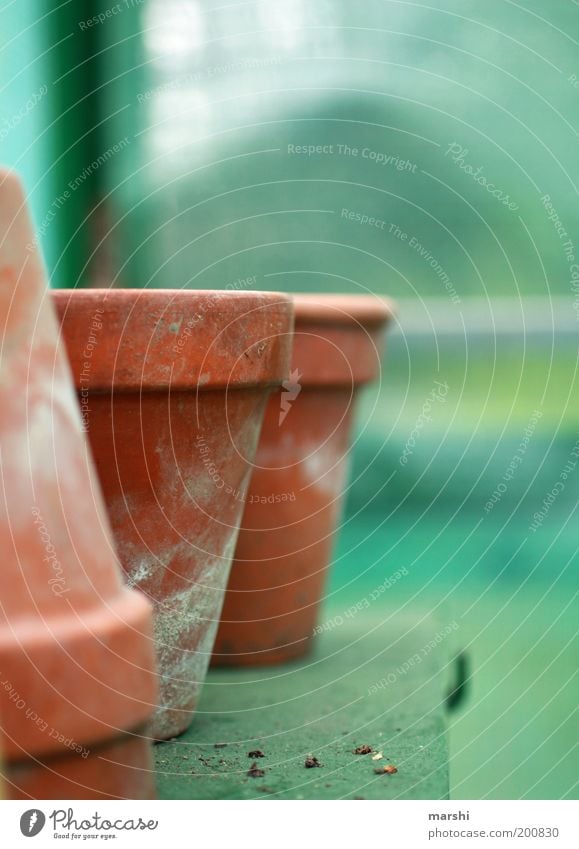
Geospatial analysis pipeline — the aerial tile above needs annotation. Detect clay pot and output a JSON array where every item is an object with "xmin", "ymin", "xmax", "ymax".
[
  {"xmin": 52, "ymin": 288, "xmax": 293, "ymax": 739},
  {"xmin": 212, "ymin": 294, "xmax": 394, "ymax": 667},
  {"xmin": 0, "ymin": 170, "xmax": 157, "ymax": 799}
]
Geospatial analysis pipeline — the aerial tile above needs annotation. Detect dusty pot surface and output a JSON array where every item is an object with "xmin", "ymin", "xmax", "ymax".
[
  {"xmin": 53, "ymin": 288, "xmax": 293, "ymax": 739},
  {"xmin": 212, "ymin": 294, "xmax": 394, "ymax": 667},
  {"xmin": 0, "ymin": 170, "xmax": 157, "ymax": 799}
]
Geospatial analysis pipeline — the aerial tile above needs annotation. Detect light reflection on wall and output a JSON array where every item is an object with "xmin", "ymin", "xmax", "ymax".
[
  {"xmin": 257, "ymin": 0, "xmax": 305, "ymax": 52},
  {"xmin": 142, "ymin": 0, "xmax": 341, "ymax": 168},
  {"xmin": 144, "ymin": 0, "xmax": 206, "ymax": 69}
]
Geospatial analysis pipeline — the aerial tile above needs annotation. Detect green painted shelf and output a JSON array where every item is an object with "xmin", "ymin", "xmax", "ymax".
[{"xmin": 154, "ymin": 612, "xmax": 453, "ymax": 800}]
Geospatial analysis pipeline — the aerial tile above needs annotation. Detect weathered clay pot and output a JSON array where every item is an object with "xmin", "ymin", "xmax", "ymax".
[
  {"xmin": 0, "ymin": 170, "xmax": 157, "ymax": 799},
  {"xmin": 53, "ymin": 288, "xmax": 293, "ymax": 738},
  {"xmin": 212, "ymin": 294, "xmax": 393, "ymax": 666}
]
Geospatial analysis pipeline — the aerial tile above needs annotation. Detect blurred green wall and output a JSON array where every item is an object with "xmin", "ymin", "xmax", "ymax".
[{"xmin": 1, "ymin": 1, "xmax": 101, "ymax": 287}]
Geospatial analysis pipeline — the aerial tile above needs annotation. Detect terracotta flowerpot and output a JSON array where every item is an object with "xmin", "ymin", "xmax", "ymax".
[
  {"xmin": 53, "ymin": 288, "xmax": 293, "ymax": 739},
  {"xmin": 0, "ymin": 170, "xmax": 157, "ymax": 799},
  {"xmin": 212, "ymin": 294, "xmax": 394, "ymax": 667}
]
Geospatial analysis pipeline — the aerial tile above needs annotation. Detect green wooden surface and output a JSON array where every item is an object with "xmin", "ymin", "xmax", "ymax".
[{"xmin": 154, "ymin": 613, "xmax": 451, "ymax": 800}]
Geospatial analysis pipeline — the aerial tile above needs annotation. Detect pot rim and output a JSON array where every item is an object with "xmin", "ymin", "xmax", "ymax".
[
  {"xmin": 52, "ymin": 288, "xmax": 294, "ymax": 392},
  {"xmin": 293, "ymin": 293, "xmax": 395, "ymax": 327},
  {"xmin": 52, "ymin": 287, "xmax": 292, "ymax": 313}
]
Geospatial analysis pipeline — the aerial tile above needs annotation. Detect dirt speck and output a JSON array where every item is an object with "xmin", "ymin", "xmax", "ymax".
[
  {"xmin": 304, "ymin": 754, "xmax": 321, "ymax": 768},
  {"xmin": 248, "ymin": 749, "xmax": 265, "ymax": 758},
  {"xmin": 353, "ymin": 744, "xmax": 373, "ymax": 755},
  {"xmin": 374, "ymin": 764, "xmax": 398, "ymax": 775},
  {"xmin": 214, "ymin": 742, "xmax": 227, "ymax": 749},
  {"xmin": 247, "ymin": 761, "xmax": 266, "ymax": 778}
]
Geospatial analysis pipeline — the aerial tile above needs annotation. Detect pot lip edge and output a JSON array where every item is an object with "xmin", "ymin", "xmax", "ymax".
[
  {"xmin": 292, "ymin": 293, "xmax": 396, "ymax": 327},
  {"xmin": 50, "ymin": 288, "xmax": 293, "ymax": 309},
  {"xmin": 50, "ymin": 289, "xmax": 394, "ymax": 325}
]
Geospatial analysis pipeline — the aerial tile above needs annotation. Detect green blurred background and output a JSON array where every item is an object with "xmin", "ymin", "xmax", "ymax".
[{"xmin": 2, "ymin": 0, "xmax": 577, "ymax": 799}]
